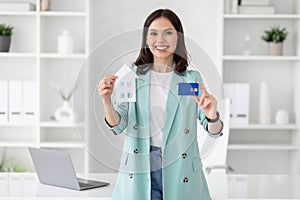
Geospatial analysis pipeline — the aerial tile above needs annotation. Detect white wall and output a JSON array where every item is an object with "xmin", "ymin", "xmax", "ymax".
[{"xmin": 89, "ymin": 0, "xmax": 222, "ymax": 172}]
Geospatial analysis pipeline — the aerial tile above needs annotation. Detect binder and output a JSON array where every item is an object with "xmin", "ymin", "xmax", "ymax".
[
  {"xmin": 235, "ymin": 83, "xmax": 250, "ymax": 125},
  {"xmin": 224, "ymin": 83, "xmax": 250, "ymax": 126},
  {"xmin": 23, "ymin": 81, "xmax": 37, "ymax": 124},
  {"xmin": 0, "ymin": 80, "xmax": 8, "ymax": 124},
  {"xmin": 224, "ymin": 83, "xmax": 237, "ymax": 125},
  {"xmin": 8, "ymin": 80, "xmax": 23, "ymax": 124}
]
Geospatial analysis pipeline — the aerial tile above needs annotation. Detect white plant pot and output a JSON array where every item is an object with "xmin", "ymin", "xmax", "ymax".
[
  {"xmin": 258, "ymin": 82, "xmax": 271, "ymax": 125},
  {"xmin": 268, "ymin": 42, "xmax": 283, "ymax": 56}
]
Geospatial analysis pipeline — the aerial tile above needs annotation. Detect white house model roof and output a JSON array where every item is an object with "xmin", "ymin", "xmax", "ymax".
[{"xmin": 115, "ymin": 64, "xmax": 139, "ymax": 80}]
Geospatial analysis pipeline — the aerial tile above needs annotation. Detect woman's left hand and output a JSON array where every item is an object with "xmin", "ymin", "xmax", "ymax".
[{"xmin": 191, "ymin": 81, "xmax": 218, "ymax": 119}]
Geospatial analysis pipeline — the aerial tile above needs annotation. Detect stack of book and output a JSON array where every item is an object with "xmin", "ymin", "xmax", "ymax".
[
  {"xmin": 0, "ymin": 2, "xmax": 36, "ymax": 12},
  {"xmin": 238, "ymin": 0, "xmax": 275, "ymax": 14}
]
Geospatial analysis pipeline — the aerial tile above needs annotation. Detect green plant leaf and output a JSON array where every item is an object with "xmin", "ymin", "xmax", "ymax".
[
  {"xmin": 0, "ymin": 23, "xmax": 13, "ymax": 36},
  {"xmin": 261, "ymin": 26, "xmax": 288, "ymax": 43}
]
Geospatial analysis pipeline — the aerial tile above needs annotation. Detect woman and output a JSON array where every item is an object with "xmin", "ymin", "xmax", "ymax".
[{"xmin": 98, "ymin": 9, "xmax": 223, "ymax": 200}]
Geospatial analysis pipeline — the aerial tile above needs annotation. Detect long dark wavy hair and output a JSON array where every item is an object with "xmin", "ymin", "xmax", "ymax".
[{"xmin": 134, "ymin": 9, "xmax": 189, "ymax": 75}]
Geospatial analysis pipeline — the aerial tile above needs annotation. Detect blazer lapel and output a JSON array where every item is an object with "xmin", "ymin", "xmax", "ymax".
[
  {"xmin": 162, "ymin": 72, "xmax": 184, "ymax": 147},
  {"xmin": 136, "ymin": 71, "xmax": 151, "ymax": 133}
]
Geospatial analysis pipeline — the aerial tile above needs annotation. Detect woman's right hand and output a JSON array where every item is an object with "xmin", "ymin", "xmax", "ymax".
[{"xmin": 98, "ymin": 75, "xmax": 117, "ymax": 104}]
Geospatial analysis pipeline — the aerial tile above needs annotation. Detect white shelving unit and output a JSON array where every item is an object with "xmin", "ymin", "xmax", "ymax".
[
  {"xmin": 222, "ymin": 0, "xmax": 300, "ymax": 174},
  {"xmin": 230, "ymin": 124, "xmax": 299, "ymax": 130},
  {"xmin": 223, "ymin": 55, "xmax": 300, "ymax": 61},
  {"xmin": 228, "ymin": 144, "xmax": 299, "ymax": 150},
  {"xmin": 0, "ymin": 0, "xmax": 90, "ymax": 173}
]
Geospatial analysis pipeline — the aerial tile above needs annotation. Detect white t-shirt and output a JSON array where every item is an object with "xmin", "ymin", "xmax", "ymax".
[{"xmin": 150, "ymin": 70, "xmax": 173, "ymax": 147}]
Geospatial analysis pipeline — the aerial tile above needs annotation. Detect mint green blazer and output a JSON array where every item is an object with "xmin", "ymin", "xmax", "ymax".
[{"xmin": 107, "ymin": 66, "xmax": 223, "ymax": 200}]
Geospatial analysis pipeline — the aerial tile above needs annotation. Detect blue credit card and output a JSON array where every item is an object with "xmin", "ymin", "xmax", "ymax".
[{"xmin": 178, "ymin": 83, "xmax": 199, "ymax": 96}]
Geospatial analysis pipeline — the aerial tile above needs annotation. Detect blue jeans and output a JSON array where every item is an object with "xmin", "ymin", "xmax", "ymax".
[{"xmin": 150, "ymin": 146, "xmax": 163, "ymax": 200}]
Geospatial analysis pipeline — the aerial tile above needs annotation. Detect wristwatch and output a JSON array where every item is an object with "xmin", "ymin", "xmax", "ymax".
[{"xmin": 205, "ymin": 111, "xmax": 219, "ymax": 123}]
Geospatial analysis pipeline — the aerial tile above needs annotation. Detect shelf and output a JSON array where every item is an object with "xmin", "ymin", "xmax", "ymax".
[
  {"xmin": 40, "ymin": 11, "xmax": 86, "ymax": 17},
  {"xmin": 0, "ymin": 52, "xmax": 36, "ymax": 58},
  {"xmin": 39, "ymin": 142, "xmax": 84, "ymax": 148},
  {"xmin": 224, "ymin": 14, "xmax": 300, "ymax": 19},
  {"xmin": 0, "ymin": 11, "xmax": 85, "ymax": 17},
  {"xmin": 0, "ymin": 142, "xmax": 37, "ymax": 148},
  {"xmin": 228, "ymin": 144, "xmax": 299, "ymax": 150},
  {"xmin": 0, "ymin": 11, "xmax": 36, "ymax": 16},
  {"xmin": 40, "ymin": 53, "xmax": 86, "ymax": 59},
  {"xmin": 230, "ymin": 124, "xmax": 299, "ymax": 130},
  {"xmin": 40, "ymin": 121, "xmax": 85, "ymax": 128},
  {"xmin": 223, "ymin": 55, "xmax": 300, "ymax": 61},
  {"xmin": 0, "ymin": 123, "xmax": 36, "ymax": 128}
]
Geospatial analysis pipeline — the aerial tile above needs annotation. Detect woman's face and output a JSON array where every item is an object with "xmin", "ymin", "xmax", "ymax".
[{"xmin": 146, "ymin": 17, "xmax": 178, "ymax": 60}]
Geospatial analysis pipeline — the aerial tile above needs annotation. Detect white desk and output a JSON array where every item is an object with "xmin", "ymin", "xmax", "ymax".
[
  {"xmin": 0, "ymin": 173, "xmax": 117, "ymax": 200},
  {"xmin": 0, "ymin": 173, "xmax": 300, "ymax": 199}
]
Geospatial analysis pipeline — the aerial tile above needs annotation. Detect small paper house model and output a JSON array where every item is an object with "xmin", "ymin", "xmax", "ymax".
[{"xmin": 114, "ymin": 64, "xmax": 139, "ymax": 102}]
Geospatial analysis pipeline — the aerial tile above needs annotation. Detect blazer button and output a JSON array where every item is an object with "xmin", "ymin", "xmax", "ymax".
[
  {"xmin": 129, "ymin": 173, "xmax": 133, "ymax": 179},
  {"xmin": 184, "ymin": 129, "xmax": 189, "ymax": 134},
  {"xmin": 133, "ymin": 124, "xmax": 138, "ymax": 130},
  {"xmin": 181, "ymin": 153, "xmax": 187, "ymax": 159},
  {"xmin": 133, "ymin": 148, "xmax": 138, "ymax": 154},
  {"xmin": 220, "ymin": 132, "xmax": 223, "ymax": 136},
  {"xmin": 183, "ymin": 177, "xmax": 189, "ymax": 183}
]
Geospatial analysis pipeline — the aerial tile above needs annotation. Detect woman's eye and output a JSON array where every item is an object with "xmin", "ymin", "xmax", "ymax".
[
  {"xmin": 150, "ymin": 32, "xmax": 157, "ymax": 36},
  {"xmin": 166, "ymin": 31, "xmax": 173, "ymax": 35}
]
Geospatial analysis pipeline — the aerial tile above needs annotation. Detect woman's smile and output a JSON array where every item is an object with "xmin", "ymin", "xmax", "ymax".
[{"xmin": 154, "ymin": 45, "xmax": 170, "ymax": 51}]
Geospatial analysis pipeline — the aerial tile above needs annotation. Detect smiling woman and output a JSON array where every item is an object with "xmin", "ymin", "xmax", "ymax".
[
  {"xmin": 134, "ymin": 9, "xmax": 188, "ymax": 74},
  {"xmin": 98, "ymin": 8, "xmax": 223, "ymax": 200}
]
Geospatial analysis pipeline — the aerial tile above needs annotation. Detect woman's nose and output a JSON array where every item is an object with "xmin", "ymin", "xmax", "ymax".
[{"xmin": 156, "ymin": 33, "xmax": 165, "ymax": 42}]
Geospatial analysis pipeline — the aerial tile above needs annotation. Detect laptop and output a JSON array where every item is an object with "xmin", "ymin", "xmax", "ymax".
[{"xmin": 29, "ymin": 147, "xmax": 109, "ymax": 191}]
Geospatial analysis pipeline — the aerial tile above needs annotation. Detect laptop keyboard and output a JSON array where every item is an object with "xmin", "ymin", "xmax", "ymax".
[{"xmin": 79, "ymin": 182, "xmax": 94, "ymax": 188}]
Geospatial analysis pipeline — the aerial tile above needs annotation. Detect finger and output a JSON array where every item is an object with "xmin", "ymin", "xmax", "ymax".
[
  {"xmin": 103, "ymin": 78, "xmax": 116, "ymax": 85},
  {"xmin": 100, "ymin": 88, "xmax": 112, "ymax": 95},
  {"xmin": 198, "ymin": 81, "xmax": 207, "ymax": 96},
  {"xmin": 202, "ymin": 98, "xmax": 211, "ymax": 109},
  {"xmin": 99, "ymin": 84, "xmax": 114, "ymax": 92},
  {"xmin": 190, "ymin": 96, "xmax": 200, "ymax": 104},
  {"xmin": 200, "ymin": 94, "xmax": 211, "ymax": 106},
  {"xmin": 104, "ymin": 75, "xmax": 118, "ymax": 80},
  {"xmin": 99, "ymin": 76, "xmax": 117, "ymax": 85},
  {"xmin": 199, "ymin": 94, "xmax": 208, "ymax": 106},
  {"xmin": 100, "ymin": 78, "xmax": 116, "ymax": 87}
]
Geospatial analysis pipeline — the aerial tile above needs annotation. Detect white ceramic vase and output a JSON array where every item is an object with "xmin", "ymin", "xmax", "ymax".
[
  {"xmin": 57, "ymin": 30, "xmax": 74, "ymax": 54},
  {"xmin": 54, "ymin": 100, "xmax": 75, "ymax": 122},
  {"xmin": 258, "ymin": 82, "xmax": 271, "ymax": 125},
  {"xmin": 275, "ymin": 110, "xmax": 289, "ymax": 125},
  {"xmin": 40, "ymin": 0, "xmax": 50, "ymax": 11}
]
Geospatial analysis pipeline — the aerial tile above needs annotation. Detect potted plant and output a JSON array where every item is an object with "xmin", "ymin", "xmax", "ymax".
[
  {"xmin": 261, "ymin": 26, "xmax": 288, "ymax": 56},
  {"xmin": 0, "ymin": 23, "xmax": 13, "ymax": 52}
]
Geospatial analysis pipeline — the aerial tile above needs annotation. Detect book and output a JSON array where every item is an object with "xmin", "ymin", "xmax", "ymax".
[
  {"xmin": 0, "ymin": 2, "xmax": 36, "ymax": 12},
  {"xmin": 241, "ymin": 0, "xmax": 270, "ymax": 6},
  {"xmin": 238, "ymin": 5, "xmax": 275, "ymax": 14}
]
